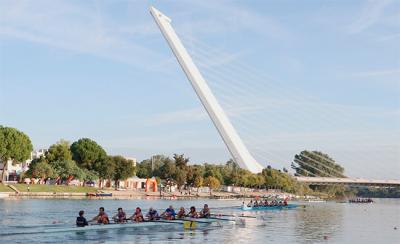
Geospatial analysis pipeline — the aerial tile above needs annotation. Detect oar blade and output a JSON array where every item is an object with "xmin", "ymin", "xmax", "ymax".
[{"xmin": 183, "ymin": 221, "xmax": 197, "ymax": 229}]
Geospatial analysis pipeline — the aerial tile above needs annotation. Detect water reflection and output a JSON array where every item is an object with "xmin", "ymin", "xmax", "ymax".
[
  {"xmin": 1, "ymin": 199, "xmax": 398, "ymax": 243},
  {"xmin": 293, "ymin": 203, "xmax": 343, "ymax": 242}
]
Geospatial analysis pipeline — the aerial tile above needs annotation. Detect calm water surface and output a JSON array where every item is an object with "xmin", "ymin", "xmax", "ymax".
[{"xmin": 0, "ymin": 198, "xmax": 399, "ymax": 243}]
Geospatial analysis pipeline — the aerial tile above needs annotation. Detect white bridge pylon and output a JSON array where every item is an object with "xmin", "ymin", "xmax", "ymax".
[{"xmin": 150, "ymin": 6, "xmax": 264, "ymax": 173}]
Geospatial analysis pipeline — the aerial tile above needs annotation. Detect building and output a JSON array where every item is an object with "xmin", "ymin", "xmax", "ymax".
[
  {"xmin": 0, "ymin": 149, "xmax": 47, "ymax": 182},
  {"xmin": 124, "ymin": 157, "xmax": 137, "ymax": 167},
  {"xmin": 121, "ymin": 176, "xmax": 147, "ymax": 190}
]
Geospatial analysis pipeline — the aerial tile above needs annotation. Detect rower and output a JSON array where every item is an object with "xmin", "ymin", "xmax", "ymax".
[
  {"xmin": 283, "ymin": 199, "xmax": 288, "ymax": 206},
  {"xmin": 76, "ymin": 210, "xmax": 88, "ymax": 227},
  {"xmin": 254, "ymin": 200, "xmax": 259, "ymax": 207},
  {"xmin": 112, "ymin": 207, "xmax": 127, "ymax": 223},
  {"xmin": 176, "ymin": 207, "xmax": 186, "ymax": 219},
  {"xmin": 130, "ymin": 207, "xmax": 144, "ymax": 222},
  {"xmin": 146, "ymin": 207, "xmax": 159, "ymax": 221},
  {"xmin": 199, "ymin": 204, "xmax": 210, "ymax": 218},
  {"xmin": 264, "ymin": 199, "xmax": 269, "ymax": 206},
  {"xmin": 92, "ymin": 207, "xmax": 110, "ymax": 224},
  {"xmin": 247, "ymin": 200, "xmax": 253, "ymax": 207},
  {"xmin": 187, "ymin": 206, "xmax": 198, "ymax": 218},
  {"xmin": 161, "ymin": 205, "xmax": 176, "ymax": 220}
]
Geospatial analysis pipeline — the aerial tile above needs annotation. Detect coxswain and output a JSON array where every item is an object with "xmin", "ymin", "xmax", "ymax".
[
  {"xmin": 76, "ymin": 210, "xmax": 88, "ymax": 227},
  {"xmin": 161, "ymin": 205, "xmax": 176, "ymax": 220},
  {"xmin": 112, "ymin": 207, "xmax": 127, "ymax": 223},
  {"xmin": 187, "ymin": 206, "xmax": 198, "ymax": 218},
  {"xmin": 146, "ymin": 207, "xmax": 159, "ymax": 221},
  {"xmin": 92, "ymin": 207, "xmax": 110, "ymax": 224},
  {"xmin": 199, "ymin": 204, "xmax": 211, "ymax": 218},
  {"xmin": 176, "ymin": 207, "xmax": 186, "ymax": 219},
  {"xmin": 130, "ymin": 207, "xmax": 144, "ymax": 222}
]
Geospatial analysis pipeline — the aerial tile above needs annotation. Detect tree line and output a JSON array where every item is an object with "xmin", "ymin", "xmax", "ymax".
[
  {"xmin": 135, "ymin": 155, "xmax": 311, "ymax": 194},
  {"xmin": 26, "ymin": 138, "xmax": 135, "ymax": 187},
  {"xmin": 0, "ymin": 126, "xmax": 135, "ymax": 186},
  {"xmin": 1, "ymin": 126, "xmax": 354, "ymax": 197}
]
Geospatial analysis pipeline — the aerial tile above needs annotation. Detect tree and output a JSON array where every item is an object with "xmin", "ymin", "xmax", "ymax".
[
  {"xmin": 204, "ymin": 176, "xmax": 220, "ymax": 195},
  {"xmin": 159, "ymin": 158, "xmax": 176, "ymax": 179},
  {"xmin": 174, "ymin": 168, "xmax": 187, "ymax": 190},
  {"xmin": 222, "ymin": 160, "xmax": 240, "ymax": 186},
  {"xmin": 70, "ymin": 138, "xmax": 107, "ymax": 171},
  {"xmin": 46, "ymin": 140, "xmax": 72, "ymax": 162},
  {"xmin": 29, "ymin": 161, "xmax": 55, "ymax": 179},
  {"xmin": 291, "ymin": 150, "xmax": 345, "ymax": 178},
  {"xmin": 0, "ymin": 126, "xmax": 33, "ymax": 182},
  {"xmin": 110, "ymin": 156, "xmax": 135, "ymax": 188},
  {"xmin": 193, "ymin": 175, "xmax": 204, "ymax": 192},
  {"xmin": 204, "ymin": 164, "xmax": 224, "ymax": 185},
  {"xmin": 173, "ymin": 154, "xmax": 189, "ymax": 170},
  {"xmin": 51, "ymin": 160, "xmax": 86, "ymax": 182},
  {"xmin": 136, "ymin": 155, "xmax": 168, "ymax": 178},
  {"xmin": 94, "ymin": 158, "xmax": 115, "ymax": 188},
  {"xmin": 82, "ymin": 169, "xmax": 98, "ymax": 181}
]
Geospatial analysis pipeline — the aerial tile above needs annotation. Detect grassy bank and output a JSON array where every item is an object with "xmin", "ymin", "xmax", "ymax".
[
  {"xmin": 0, "ymin": 184, "xmax": 12, "ymax": 192},
  {"xmin": 11, "ymin": 184, "xmax": 96, "ymax": 193}
]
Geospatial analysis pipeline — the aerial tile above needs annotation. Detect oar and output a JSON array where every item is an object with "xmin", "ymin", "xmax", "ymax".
[
  {"xmin": 210, "ymin": 206, "xmax": 241, "ymax": 210},
  {"xmin": 212, "ymin": 213, "xmax": 268, "ymax": 220},
  {"xmin": 211, "ymin": 213, "xmax": 257, "ymax": 219},
  {"xmin": 145, "ymin": 219, "xmax": 209, "ymax": 230}
]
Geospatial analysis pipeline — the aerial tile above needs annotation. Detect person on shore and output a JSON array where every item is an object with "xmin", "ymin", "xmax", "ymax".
[
  {"xmin": 199, "ymin": 204, "xmax": 210, "ymax": 218},
  {"xmin": 92, "ymin": 207, "xmax": 110, "ymax": 224},
  {"xmin": 146, "ymin": 207, "xmax": 159, "ymax": 221},
  {"xmin": 130, "ymin": 207, "xmax": 144, "ymax": 222},
  {"xmin": 161, "ymin": 205, "xmax": 176, "ymax": 220},
  {"xmin": 112, "ymin": 207, "xmax": 127, "ymax": 223},
  {"xmin": 187, "ymin": 206, "xmax": 198, "ymax": 218},
  {"xmin": 76, "ymin": 210, "xmax": 88, "ymax": 227},
  {"xmin": 176, "ymin": 207, "xmax": 186, "ymax": 219}
]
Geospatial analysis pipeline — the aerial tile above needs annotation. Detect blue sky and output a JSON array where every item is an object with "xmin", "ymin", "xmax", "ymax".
[{"xmin": 0, "ymin": 0, "xmax": 399, "ymax": 179}]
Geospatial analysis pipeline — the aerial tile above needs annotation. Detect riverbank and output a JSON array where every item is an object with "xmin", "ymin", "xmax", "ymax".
[{"xmin": 0, "ymin": 183, "xmax": 296, "ymax": 200}]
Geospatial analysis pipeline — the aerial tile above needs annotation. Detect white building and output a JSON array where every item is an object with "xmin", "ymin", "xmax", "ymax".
[
  {"xmin": 124, "ymin": 157, "xmax": 137, "ymax": 167},
  {"xmin": 0, "ymin": 149, "xmax": 47, "ymax": 182}
]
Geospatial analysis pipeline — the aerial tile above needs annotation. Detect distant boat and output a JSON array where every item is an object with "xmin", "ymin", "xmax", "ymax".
[
  {"xmin": 306, "ymin": 199, "xmax": 326, "ymax": 203},
  {"xmin": 241, "ymin": 204, "xmax": 298, "ymax": 211},
  {"xmin": 349, "ymin": 198, "xmax": 373, "ymax": 203},
  {"xmin": 86, "ymin": 192, "xmax": 112, "ymax": 197},
  {"xmin": 0, "ymin": 193, "xmax": 9, "ymax": 198}
]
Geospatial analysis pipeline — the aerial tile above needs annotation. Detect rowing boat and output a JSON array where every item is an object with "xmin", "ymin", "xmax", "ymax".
[
  {"xmin": 240, "ymin": 204, "xmax": 298, "ymax": 211},
  {"xmin": 3, "ymin": 218, "xmax": 235, "ymax": 235}
]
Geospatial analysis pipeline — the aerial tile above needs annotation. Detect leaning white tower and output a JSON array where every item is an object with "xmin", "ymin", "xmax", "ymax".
[{"xmin": 150, "ymin": 6, "xmax": 264, "ymax": 173}]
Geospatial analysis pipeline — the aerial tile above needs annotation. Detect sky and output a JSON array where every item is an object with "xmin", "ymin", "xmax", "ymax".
[{"xmin": 0, "ymin": 0, "xmax": 399, "ymax": 179}]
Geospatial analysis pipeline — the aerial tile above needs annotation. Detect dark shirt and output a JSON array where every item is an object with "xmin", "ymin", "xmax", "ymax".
[
  {"xmin": 76, "ymin": 216, "xmax": 88, "ymax": 227},
  {"xmin": 165, "ymin": 208, "xmax": 176, "ymax": 216}
]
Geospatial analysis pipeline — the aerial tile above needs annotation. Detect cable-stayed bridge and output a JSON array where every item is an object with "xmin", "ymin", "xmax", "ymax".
[
  {"xmin": 296, "ymin": 177, "xmax": 400, "ymax": 187},
  {"xmin": 150, "ymin": 7, "xmax": 400, "ymax": 187}
]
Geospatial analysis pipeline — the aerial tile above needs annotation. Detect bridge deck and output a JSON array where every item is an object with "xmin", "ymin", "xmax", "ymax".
[{"xmin": 295, "ymin": 177, "xmax": 400, "ymax": 187}]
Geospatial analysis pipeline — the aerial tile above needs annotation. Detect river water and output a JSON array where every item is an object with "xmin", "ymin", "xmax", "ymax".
[{"xmin": 0, "ymin": 198, "xmax": 399, "ymax": 243}]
